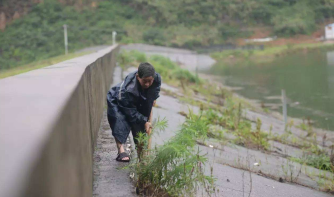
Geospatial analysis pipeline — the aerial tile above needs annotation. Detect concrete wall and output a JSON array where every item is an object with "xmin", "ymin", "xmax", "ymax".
[{"xmin": 0, "ymin": 45, "xmax": 119, "ymax": 197}]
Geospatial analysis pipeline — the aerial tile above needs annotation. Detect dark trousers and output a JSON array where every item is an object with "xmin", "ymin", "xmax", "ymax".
[{"xmin": 107, "ymin": 113, "xmax": 146, "ymax": 145}]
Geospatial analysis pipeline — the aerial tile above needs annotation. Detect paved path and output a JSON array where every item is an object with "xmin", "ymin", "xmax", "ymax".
[
  {"xmin": 151, "ymin": 86, "xmax": 333, "ymax": 197},
  {"xmin": 92, "ymin": 67, "xmax": 136, "ymax": 197},
  {"xmin": 122, "ymin": 43, "xmax": 216, "ymax": 71}
]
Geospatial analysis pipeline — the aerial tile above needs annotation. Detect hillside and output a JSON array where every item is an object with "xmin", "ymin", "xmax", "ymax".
[
  {"xmin": 0, "ymin": 0, "xmax": 96, "ymax": 27},
  {"xmin": 1, "ymin": 0, "xmax": 334, "ymax": 70}
]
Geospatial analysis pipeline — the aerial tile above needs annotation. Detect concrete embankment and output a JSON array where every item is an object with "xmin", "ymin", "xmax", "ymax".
[
  {"xmin": 122, "ymin": 44, "xmax": 333, "ymax": 197},
  {"xmin": 0, "ymin": 45, "xmax": 119, "ymax": 197}
]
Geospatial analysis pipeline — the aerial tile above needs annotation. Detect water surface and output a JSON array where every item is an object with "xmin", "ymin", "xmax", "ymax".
[{"xmin": 205, "ymin": 51, "xmax": 334, "ymax": 131}]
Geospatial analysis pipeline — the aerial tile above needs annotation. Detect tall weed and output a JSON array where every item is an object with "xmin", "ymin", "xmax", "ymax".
[{"xmin": 134, "ymin": 117, "xmax": 214, "ymax": 196}]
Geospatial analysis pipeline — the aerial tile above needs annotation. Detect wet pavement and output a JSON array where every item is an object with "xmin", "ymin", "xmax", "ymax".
[
  {"xmin": 151, "ymin": 85, "xmax": 333, "ymax": 196},
  {"xmin": 93, "ymin": 67, "xmax": 136, "ymax": 197},
  {"xmin": 122, "ymin": 44, "xmax": 216, "ymax": 71}
]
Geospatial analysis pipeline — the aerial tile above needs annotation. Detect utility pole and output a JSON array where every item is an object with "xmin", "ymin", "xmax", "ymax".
[
  {"xmin": 112, "ymin": 31, "xmax": 117, "ymax": 45},
  {"xmin": 63, "ymin": 24, "xmax": 68, "ymax": 55},
  {"xmin": 282, "ymin": 89, "xmax": 288, "ymax": 131}
]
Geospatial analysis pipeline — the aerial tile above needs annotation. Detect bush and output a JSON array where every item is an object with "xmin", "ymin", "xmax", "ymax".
[
  {"xmin": 149, "ymin": 55, "xmax": 200, "ymax": 83},
  {"xmin": 291, "ymin": 154, "xmax": 333, "ymax": 172},
  {"xmin": 171, "ymin": 69, "xmax": 200, "ymax": 84},
  {"xmin": 218, "ymin": 25, "xmax": 252, "ymax": 41},
  {"xmin": 128, "ymin": 50, "xmax": 147, "ymax": 63},
  {"xmin": 182, "ymin": 39, "xmax": 202, "ymax": 50},
  {"xmin": 117, "ymin": 51, "xmax": 133, "ymax": 70},
  {"xmin": 142, "ymin": 28, "xmax": 166, "ymax": 45},
  {"xmin": 149, "ymin": 55, "xmax": 177, "ymax": 70},
  {"xmin": 271, "ymin": 2, "xmax": 316, "ymax": 36},
  {"xmin": 134, "ymin": 117, "xmax": 214, "ymax": 196}
]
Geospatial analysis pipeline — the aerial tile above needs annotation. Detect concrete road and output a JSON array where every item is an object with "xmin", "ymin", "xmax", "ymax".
[
  {"xmin": 93, "ymin": 67, "xmax": 136, "ymax": 197},
  {"xmin": 150, "ymin": 83, "xmax": 333, "ymax": 197},
  {"xmin": 122, "ymin": 43, "xmax": 216, "ymax": 71}
]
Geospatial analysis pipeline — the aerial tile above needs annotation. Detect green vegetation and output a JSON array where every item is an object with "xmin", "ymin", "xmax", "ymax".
[
  {"xmin": 121, "ymin": 50, "xmax": 201, "ymax": 84},
  {"xmin": 211, "ymin": 42, "xmax": 334, "ymax": 65},
  {"xmin": 271, "ymin": 1, "xmax": 316, "ymax": 36},
  {"xmin": 297, "ymin": 122, "xmax": 309, "ymax": 131},
  {"xmin": 2, "ymin": 0, "xmax": 334, "ymax": 71},
  {"xmin": 128, "ymin": 0, "xmax": 334, "ymax": 37},
  {"xmin": 290, "ymin": 154, "xmax": 333, "ymax": 172},
  {"xmin": 0, "ymin": 0, "xmax": 144, "ymax": 70},
  {"xmin": 201, "ymin": 101, "xmax": 269, "ymax": 150},
  {"xmin": 134, "ymin": 117, "xmax": 215, "ymax": 196},
  {"xmin": 174, "ymin": 79, "xmax": 270, "ymax": 151}
]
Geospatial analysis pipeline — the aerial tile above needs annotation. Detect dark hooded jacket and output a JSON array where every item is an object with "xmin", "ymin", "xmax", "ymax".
[{"xmin": 106, "ymin": 71, "xmax": 161, "ymax": 143}]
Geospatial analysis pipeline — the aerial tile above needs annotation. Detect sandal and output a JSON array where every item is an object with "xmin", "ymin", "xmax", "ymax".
[{"xmin": 116, "ymin": 152, "xmax": 130, "ymax": 162}]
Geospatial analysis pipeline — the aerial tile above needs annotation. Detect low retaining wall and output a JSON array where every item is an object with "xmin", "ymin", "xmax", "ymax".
[{"xmin": 0, "ymin": 45, "xmax": 119, "ymax": 197}]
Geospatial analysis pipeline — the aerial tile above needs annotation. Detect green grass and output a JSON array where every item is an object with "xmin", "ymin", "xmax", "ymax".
[
  {"xmin": 183, "ymin": 98, "xmax": 269, "ymax": 150},
  {"xmin": 290, "ymin": 154, "xmax": 333, "ymax": 172},
  {"xmin": 120, "ymin": 50, "xmax": 201, "ymax": 85},
  {"xmin": 133, "ymin": 117, "xmax": 215, "ymax": 196},
  {"xmin": 0, "ymin": 51, "xmax": 90, "ymax": 79}
]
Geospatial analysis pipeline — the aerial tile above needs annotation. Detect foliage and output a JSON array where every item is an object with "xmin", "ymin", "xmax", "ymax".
[
  {"xmin": 128, "ymin": 50, "xmax": 147, "ymax": 63},
  {"xmin": 271, "ymin": 1, "xmax": 316, "ymax": 36},
  {"xmin": 142, "ymin": 28, "xmax": 166, "ymax": 46},
  {"xmin": 290, "ymin": 154, "xmax": 333, "ymax": 172},
  {"xmin": 196, "ymin": 98, "xmax": 269, "ymax": 150},
  {"xmin": 128, "ymin": 0, "xmax": 334, "ymax": 35},
  {"xmin": 2, "ymin": 0, "xmax": 334, "ymax": 70},
  {"xmin": 171, "ymin": 69, "xmax": 201, "ymax": 84},
  {"xmin": 218, "ymin": 25, "xmax": 253, "ymax": 41},
  {"xmin": 117, "ymin": 51, "xmax": 133, "ymax": 70},
  {"xmin": 122, "ymin": 51, "xmax": 201, "ymax": 84},
  {"xmin": 134, "ymin": 117, "xmax": 215, "ymax": 196},
  {"xmin": 297, "ymin": 123, "xmax": 309, "ymax": 131},
  {"xmin": 0, "ymin": 0, "xmax": 143, "ymax": 70}
]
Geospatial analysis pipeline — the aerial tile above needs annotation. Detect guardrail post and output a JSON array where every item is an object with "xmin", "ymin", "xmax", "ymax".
[{"xmin": 282, "ymin": 89, "xmax": 288, "ymax": 131}]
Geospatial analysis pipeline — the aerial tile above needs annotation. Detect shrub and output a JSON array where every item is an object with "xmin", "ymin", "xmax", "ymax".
[
  {"xmin": 218, "ymin": 25, "xmax": 252, "ymax": 41},
  {"xmin": 142, "ymin": 28, "xmax": 166, "ymax": 45},
  {"xmin": 171, "ymin": 69, "xmax": 200, "ymax": 84},
  {"xmin": 134, "ymin": 117, "xmax": 214, "ymax": 196},
  {"xmin": 128, "ymin": 50, "xmax": 147, "ymax": 63},
  {"xmin": 290, "ymin": 154, "xmax": 333, "ymax": 172},
  {"xmin": 149, "ymin": 55, "xmax": 177, "ymax": 70},
  {"xmin": 182, "ymin": 39, "xmax": 202, "ymax": 50},
  {"xmin": 271, "ymin": 2, "xmax": 316, "ymax": 36}
]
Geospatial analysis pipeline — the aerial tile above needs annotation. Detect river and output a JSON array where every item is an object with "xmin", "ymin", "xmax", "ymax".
[{"xmin": 205, "ymin": 50, "xmax": 334, "ymax": 131}]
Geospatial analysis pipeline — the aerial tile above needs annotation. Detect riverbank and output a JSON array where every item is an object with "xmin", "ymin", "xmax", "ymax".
[
  {"xmin": 211, "ymin": 41, "xmax": 334, "ymax": 65},
  {"xmin": 120, "ymin": 44, "xmax": 334, "ymax": 195}
]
